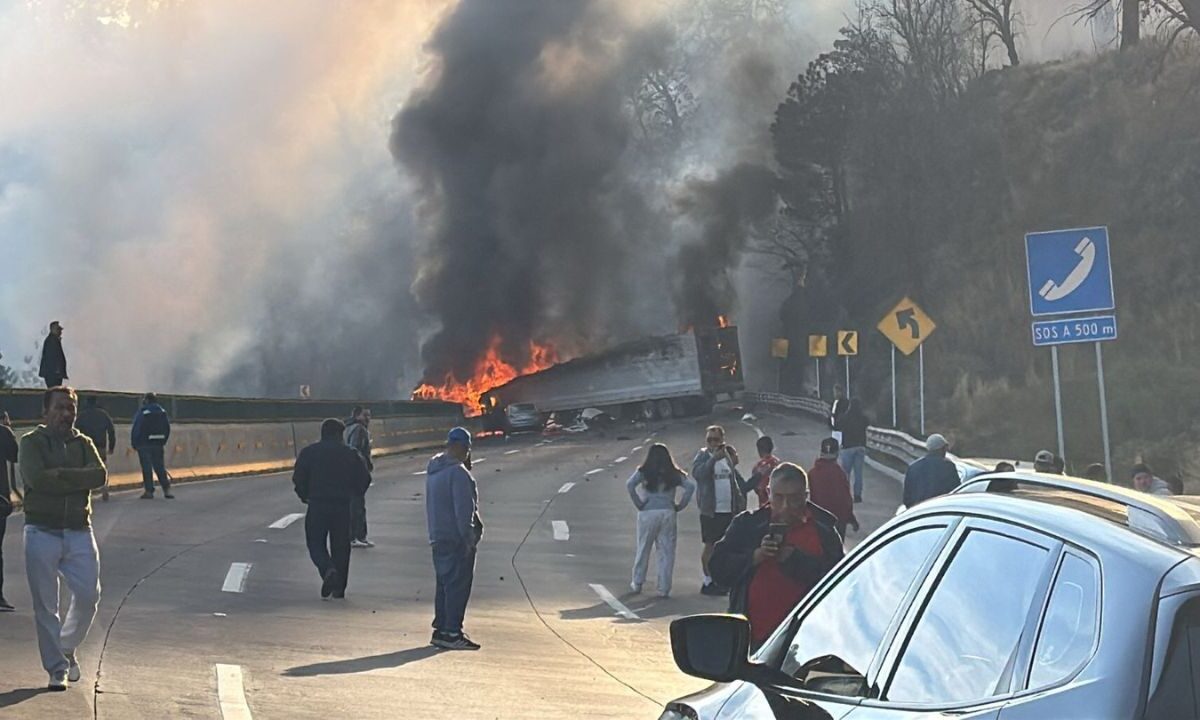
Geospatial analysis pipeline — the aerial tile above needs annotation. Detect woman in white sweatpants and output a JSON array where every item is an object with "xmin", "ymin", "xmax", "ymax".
[{"xmin": 627, "ymin": 444, "xmax": 696, "ymax": 598}]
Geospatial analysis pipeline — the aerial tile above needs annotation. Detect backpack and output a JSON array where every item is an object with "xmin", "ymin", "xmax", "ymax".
[{"xmin": 141, "ymin": 407, "xmax": 169, "ymax": 442}]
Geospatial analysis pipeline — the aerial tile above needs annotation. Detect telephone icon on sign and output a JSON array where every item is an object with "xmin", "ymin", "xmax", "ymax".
[{"xmin": 1039, "ymin": 237, "xmax": 1095, "ymax": 302}]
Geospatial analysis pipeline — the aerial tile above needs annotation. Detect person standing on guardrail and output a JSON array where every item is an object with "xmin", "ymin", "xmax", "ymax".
[
  {"xmin": 38, "ymin": 321, "xmax": 68, "ymax": 389},
  {"xmin": 808, "ymin": 437, "xmax": 858, "ymax": 539},
  {"xmin": 132, "ymin": 393, "xmax": 173, "ymax": 499},
  {"xmin": 693, "ymin": 425, "xmax": 747, "ymax": 597},
  {"xmin": 426, "ymin": 427, "xmax": 483, "ymax": 651},
  {"xmin": 902, "ymin": 434, "xmax": 960, "ymax": 507},
  {"xmin": 76, "ymin": 397, "xmax": 116, "ymax": 502},
  {"xmin": 626, "ymin": 444, "xmax": 696, "ymax": 598},
  {"xmin": 344, "ymin": 406, "xmax": 375, "ymax": 548},
  {"xmin": 292, "ymin": 418, "xmax": 372, "ymax": 600},
  {"xmin": 833, "ymin": 398, "xmax": 870, "ymax": 504},
  {"xmin": 0, "ymin": 411, "xmax": 18, "ymax": 612},
  {"xmin": 20, "ymin": 386, "xmax": 106, "ymax": 691}
]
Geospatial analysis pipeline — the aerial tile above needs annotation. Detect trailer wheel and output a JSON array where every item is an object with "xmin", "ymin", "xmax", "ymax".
[
  {"xmin": 656, "ymin": 399, "xmax": 674, "ymax": 419},
  {"xmin": 640, "ymin": 401, "xmax": 657, "ymax": 421},
  {"xmin": 670, "ymin": 398, "xmax": 689, "ymax": 418}
]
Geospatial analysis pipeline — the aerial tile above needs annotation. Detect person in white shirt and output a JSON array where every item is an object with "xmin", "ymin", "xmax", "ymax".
[{"xmin": 692, "ymin": 425, "xmax": 747, "ymax": 596}]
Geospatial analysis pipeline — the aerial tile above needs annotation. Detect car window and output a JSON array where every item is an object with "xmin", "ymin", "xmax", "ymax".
[
  {"xmin": 780, "ymin": 526, "xmax": 946, "ymax": 696},
  {"xmin": 886, "ymin": 530, "xmax": 1049, "ymax": 706},
  {"xmin": 1146, "ymin": 598, "xmax": 1200, "ymax": 719},
  {"xmin": 1027, "ymin": 553, "xmax": 1099, "ymax": 689}
]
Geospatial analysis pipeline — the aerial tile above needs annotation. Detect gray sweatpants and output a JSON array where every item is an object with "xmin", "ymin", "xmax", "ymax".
[
  {"xmin": 632, "ymin": 509, "xmax": 677, "ymax": 595},
  {"xmin": 24, "ymin": 525, "xmax": 101, "ymax": 676}
]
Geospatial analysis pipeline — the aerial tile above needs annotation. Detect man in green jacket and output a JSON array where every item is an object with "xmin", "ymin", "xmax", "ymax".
[{"xmin": 20, "ymin": 386, "xmax": 106, "ymax": 692}]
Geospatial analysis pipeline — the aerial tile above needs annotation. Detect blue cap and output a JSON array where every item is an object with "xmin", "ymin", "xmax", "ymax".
[{"xmin": 447, "ymin": 427, "xmax": 472, "ymax": 447}]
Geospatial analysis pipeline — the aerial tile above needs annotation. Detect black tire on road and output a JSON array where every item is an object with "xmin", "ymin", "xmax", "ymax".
[
  {"xmin": 640, "ymin": 401, "xmax": 657, "ymax": 421},
  {"xmin": 656, "ymin": 399, "xmax": 674, "ymax": 419}
]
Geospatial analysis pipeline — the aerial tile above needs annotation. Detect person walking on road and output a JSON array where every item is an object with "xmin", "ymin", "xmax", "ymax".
[
  {"xmin": 808, "ymin": 437, "xmax": 858, "ymax": 539},
  {"xmin": 20, "ymin": 387, "xmax": 106, "ymax": 691},
  {"xmin": 829, "ymin": 384, "xmax": 847, "ymax": 440},
  {"xmin": 344, "ymin": 406, "xmax": 375, "ymax": 548},
  {"xmin": 426, "ymin": 427, "xmax": 484, "ymax": 651},
  {"xmin": 292, "ymin": 418, "xmax": 371, "ymax": 600},
  {"xmin": 833, "ymin": 398, "xmax": 870, "ymax": 503},
  {"xmin": 38, "ymin": 321, "xmax": 68, "ymax": 389},
  {"xmin": 746, "ymin": 435, "xmax": 780, "ymax": 508},
  {"xmin": 0, "ymin": 411, "xmax": 18, "ymax": 612},
  {"xmin": 710, "ymin": 463, "xmax": 843, "ymax": 646},
  {"xmin": 626, "ymin": 444, "xmax": 696, "ymax": 598},
  {"xmin": 1132, "ymin": 463, "xmax": 1173, "ymax": 497},
  {"xmin": 132, "ymin": 393, "xmax": 172, "ymax": 499},
  {"xmin": 693, "ymin": 425, "xmax": 747, "ymax": 596},
  {"xmin": 902, "ymin": 434, "xmax": 960, "ymax": 508},
  {"xmin": 76, "ymin": 397, "xmax": 116, "ymax": 501}
]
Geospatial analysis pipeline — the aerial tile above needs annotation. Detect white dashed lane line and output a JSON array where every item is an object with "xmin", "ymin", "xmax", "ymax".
[
  {"xmin": 558, "ymin": 482, "xmax": 576, "ymax": 494},
  {"xmin": 585, "ymin": 468, "xmax": 604, "ymax": 476},
  {"xmin": 222, "ymin": 563, "xmax": 253, "ymax": 593},
  {"xmin": 589, "ymin": 583, "xmax": 641, "ymax": 620},
  {"xmin": 614, "ymin": 456, "xmax": 628, "ymax": 464},
  {"xmin": 268, "ymin": 513, "xmax": 304, "ymax": 529},
  {"xmin": 552, "ymin": 520, "xmax": 570, "ymax": 541},
  {"xmin": 504, "ymin": 449, "xmax": 522, "ymax": 455},
  {"xmin": 215, "ymin": 664, "xmax": 254, "ymax": 720}
]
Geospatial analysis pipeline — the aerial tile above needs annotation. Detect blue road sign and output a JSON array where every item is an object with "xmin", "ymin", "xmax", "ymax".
[
  {"xmin": 1025, "ymin": 226, "xmax": 1115, "ymax": 317},
  {"xmin": 1032, "ymin": 315, "xmax": 1118, "ymax": 347}
]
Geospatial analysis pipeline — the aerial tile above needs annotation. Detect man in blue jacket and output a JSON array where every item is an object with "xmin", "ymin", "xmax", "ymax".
[
  {"xmin": 902, "ymin": 433, "xmax": 961, "ymax": 508},
  {"xmin": 426, "ymin": 427, "xmax": 483, "ymax": 651},
  {"xmin": 131, "ymin": 393, "xmax": 172, "ymax": 499}
]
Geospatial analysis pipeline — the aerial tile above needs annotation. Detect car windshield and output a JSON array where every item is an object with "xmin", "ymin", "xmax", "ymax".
[{"xmin": 509, "ymin": 404, "xmax": 537, "ymax": 414}]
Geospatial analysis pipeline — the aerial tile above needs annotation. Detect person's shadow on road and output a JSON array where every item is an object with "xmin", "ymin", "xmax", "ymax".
[
  {"xmin": 282, "ymin": 646, "xmax": 440, "ymax": 677},
  {"xmin": 0, "ymin": 688, "xmax": 51, "ymax": 708}
]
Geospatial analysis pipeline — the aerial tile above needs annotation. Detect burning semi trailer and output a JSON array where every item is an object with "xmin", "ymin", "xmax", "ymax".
[{"xmin": 479, "ymin": 326, "xmax": 743, "ymax": 432}]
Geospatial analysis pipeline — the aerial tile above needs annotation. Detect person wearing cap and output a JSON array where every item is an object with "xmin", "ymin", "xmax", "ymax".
[
  {"xmin": 902, "ymin": 434, "xmax": 961, "ymax": 508},
  {"xmin": 38, "ymin": 321, "xmax": 68, "ymax": 389},
  {"xmin": 426, "ymin": 427, "xmax": 484, "ymax": 651},
  {"xmin": 808, "ymin": 437, "xmax": 858, "ymax": 539},
  {"xmin": 292, "ymin": 418, "xmax": 371, "ymax": 600},
  {"xmin": 1033, "ymin": 450, "xmax": 1058, "ymax": 474},
  {"xmin": 1132, "ymin": 463, "xmax": 1172, "ymax": 497}
]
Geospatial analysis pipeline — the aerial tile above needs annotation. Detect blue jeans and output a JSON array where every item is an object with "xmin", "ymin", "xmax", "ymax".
[
  {"xmin": 137, "ymin": 446, "xmax": 170, "ymax": 494},
  {"xmin": 432, "ymin": 541, "xmax": 476, "ymax": 635},
  {"xmin": 839, "ymin": 446, "xmax": 867, "ymax": 499}
]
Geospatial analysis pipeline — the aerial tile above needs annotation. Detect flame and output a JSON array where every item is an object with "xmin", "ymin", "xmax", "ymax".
[
  {"xmin": 412, "ymin": 336, "xmax": 560, "ymax": 415},
  {"xmin": 717, "ymin": 315, "xmax": 730, "ymax": 328}
]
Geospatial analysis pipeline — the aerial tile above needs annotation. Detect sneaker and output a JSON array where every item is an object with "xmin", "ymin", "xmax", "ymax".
[
  {"xmin": 66, "ymin": 652, "xmax": 81, "ymax": 682},
  {"xmin": 350, "ymin": 539, "xmax": 368, "ymax": 548},
  {"xmin": 164, "ymin": 492, "xmax": 176, "ymax": 499},
  {"xmin": 700, "ymin": 582, "xmax": 725, "ymax": 596},
  {"xmin": 657, "ymin": 591, "xmax": 671, "ymax": 599},
  {"xmin": 430, "ymin": 630, "xmax": 452, "ymax": 648},
  {"xmin": 438, "ymin": 633, "xmax": 480, "ymax": 651},
  {"xmin": 320, "ymin": 568, "xmax": 339, "ymax": 599},
  {"xmin": 629, "ymin": 583, "xmax": 642, "ymax": 594},
  {"xmin": 140, "ymin": 492, "xmax": 154, "ymax": 499},
  {"xmin": 359, "ymin": 538, "xmax": 375, "ymax": 548},
  {"xmin": 853, "ymin": 495, "xmax": 863, "ymax": 504},
  {"xmin": 48, "ymin": 673, "xmax": 67, "ymax": 691},
  {"xmin": 0, "ymin": 597, "xmax": 14, "ymax": 612},
  {"xmin": 330, "ymin": 590, "xmax": 345, "ymax": 599}
]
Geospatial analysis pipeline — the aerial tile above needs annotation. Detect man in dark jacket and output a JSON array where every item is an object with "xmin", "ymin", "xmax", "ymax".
[
  {"xmin": 38, "ymin": 321, "xmax": 68, "ymax": 388},
  {"xmin": 131, "ymin": 393, "xmax": 172, "ymax": 499},
  {"xmin": 902, "ymin": 433, "xmax": 961, "ymax": 508},
  {"xmin": 711, "ymin": 463, "xmax": 844, "ymax": 646},
  {"xmin": 833, "ymin": 398, "xmax": 870, "ymax": 503},
  {"xmin": 344, "ymin": 406, "xmax": 375, "ymax": 547},
  {"xmin": 0, "ymin": 410, "xmax": 18, "ymax": 611},
  {"xmin": 293, "ymin": 418, "xmax": 372, "ymax": 599},
  {"xmin": 808, "ymin": 437, "xmax": 858, "ymax": 539},
  {"xmin": 76, "ymin": 397, "xmax": 116, "ymax": 501}
]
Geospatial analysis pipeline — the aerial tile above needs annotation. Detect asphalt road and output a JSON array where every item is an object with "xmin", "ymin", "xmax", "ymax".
[{"xmin": 0, "ymin": 406, "xmax": 901, "ymax": 719}]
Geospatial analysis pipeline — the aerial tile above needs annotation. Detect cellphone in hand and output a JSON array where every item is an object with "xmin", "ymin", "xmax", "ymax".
[{"xmin": 768, "ymin": 522, "xmax": 789, "ymax": 544}]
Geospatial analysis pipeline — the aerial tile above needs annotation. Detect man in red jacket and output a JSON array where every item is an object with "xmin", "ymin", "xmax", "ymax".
[{"xmin": 808, "ymin": 438, "xmax": 858, "ymax": 539}]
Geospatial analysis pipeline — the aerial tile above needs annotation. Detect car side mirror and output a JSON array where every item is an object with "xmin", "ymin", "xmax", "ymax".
[{"xmin": 670, "ymin": 614, "xmax": 751, "ymax": 683}]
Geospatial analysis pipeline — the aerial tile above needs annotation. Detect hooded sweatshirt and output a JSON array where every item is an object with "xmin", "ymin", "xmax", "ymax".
[{"xmin": 426, "ymin": 452, "xmax": 482, "ymax": 546}]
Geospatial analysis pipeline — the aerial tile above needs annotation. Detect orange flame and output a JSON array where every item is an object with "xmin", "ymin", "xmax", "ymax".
[
  {"xmin": 717, "ymin": 315, "xmax": 730, "ymax": 328},
  {"xmin": 413, "ymin": 336, "xmax": 560, "ymax": 416}
]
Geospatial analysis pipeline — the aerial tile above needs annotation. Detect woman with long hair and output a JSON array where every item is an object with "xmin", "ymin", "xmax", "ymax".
[{"xmin": 626, "ymin": 443, "xmax": 696, "ymax": 598}]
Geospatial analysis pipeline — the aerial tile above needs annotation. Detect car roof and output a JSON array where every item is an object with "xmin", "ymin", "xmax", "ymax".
[{"xmin": 902, "ymin": 472, "xmax": 1199, "ymax": 570}]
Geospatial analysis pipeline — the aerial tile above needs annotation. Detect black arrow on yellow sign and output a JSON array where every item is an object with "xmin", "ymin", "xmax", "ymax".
[{"xmin": 896, "ymin": 308, "xmax": 920, "ymax": 339}]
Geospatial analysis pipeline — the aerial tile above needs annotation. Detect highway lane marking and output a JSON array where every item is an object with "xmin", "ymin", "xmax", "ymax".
[
  {"xmin": 222, "ymin": 563, "xmax": 253, "ymax": 593},
  {"xmin": 585, "ymin": 468, "xmax": 604, "ymax": 476},
  {"xmin": 473, "ymin": 457, "xmax": 487, "ymax": 465},
  {"xmin": 558, "ymin": 482, "xmax": 576, "ymax": 494},
  {"xmin": 504, "ymin": 449, "xmax": 522, "ymax": 455},
  {"xmin": 552, "ymin": 520, "xmax": 570, "ymax": 541},
  {"xmin": 215, "ymin": 663, "xmax": 253, "ymax": 720},
  {"xmin": 412, "ymin": 470, "xmax": 425, "ymax": 476},
  {"xmin": 589, "ymin": 583, "xmax": 640, "ymax": 620},
  {"xmin": 614, "ymin": 456, "xmax": 629, "ymax": 463},
  {"xmin": 268, "ymin": 513, "xmax": 305, "ymax": 529},
  {"xmin": 631, "ymin": 445, "xmax": 643, "ymax": 453}
]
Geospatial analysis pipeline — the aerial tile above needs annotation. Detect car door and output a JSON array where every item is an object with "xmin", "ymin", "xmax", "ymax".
[
  {"xmin": 731, "ymin": 517, "xmax": 959, "ymax": 719},
  {"xmin": 848, "ymin": 519, "xmax": 1062, "ymax": 719}
]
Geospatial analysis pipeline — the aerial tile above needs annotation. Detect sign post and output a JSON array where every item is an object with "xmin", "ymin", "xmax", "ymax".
[
  {"xmin": 837, "ymin": 331, "xmax": 858, "ymax": 397},
  {"xmin": 877, "ymin": 297, "xmax": 937, "ymax": 434},
  {"xmin": 808, "ymin": 335, "xmax": 828, "ymax": 400},
  {"xmin": 1026, "ymin": 226, "xmax": 1116, "ymax": 476}
]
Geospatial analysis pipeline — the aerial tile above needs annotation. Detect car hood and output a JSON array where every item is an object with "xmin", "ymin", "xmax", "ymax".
[{"xmin": 669, "ymin": 681, "xmax": 855, "ymax": 720}]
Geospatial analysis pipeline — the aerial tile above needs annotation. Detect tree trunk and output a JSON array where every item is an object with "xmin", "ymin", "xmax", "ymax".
[
  {"xmin": 1121, "ymin": 0, "xmax": 1141, "ymax": 49},
  {"xmin": 1004, "ymin": 32, "xmax": 1020, "ymax": 66}
]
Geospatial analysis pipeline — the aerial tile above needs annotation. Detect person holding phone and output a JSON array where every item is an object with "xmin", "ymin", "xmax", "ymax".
[
  {"xmin": 710, "ymin": 463, "xmax": 843, "ymax": 646},
  {"xmin": 626, "ymin": 444, "xmax": 696, "ymax": 597},
  {"xmin": 692, "ymin": 425, "xmax": 747, "ymax": 596}
]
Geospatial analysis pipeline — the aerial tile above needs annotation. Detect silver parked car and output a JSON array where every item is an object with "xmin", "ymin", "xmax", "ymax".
[{"xmin": 664, "ymin": 473, "xmax": 1200, "ymax": 719}]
